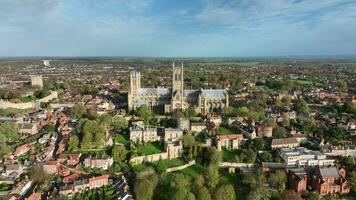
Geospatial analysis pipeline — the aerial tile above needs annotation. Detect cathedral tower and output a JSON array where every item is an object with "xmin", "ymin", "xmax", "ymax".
[
  {"xmin": 171, "ymin": 62, "xmax": 184, "ymax": 111},
  {"xmin": 130, "ymin": 71, "xmax": 141, "ymax": 97}
]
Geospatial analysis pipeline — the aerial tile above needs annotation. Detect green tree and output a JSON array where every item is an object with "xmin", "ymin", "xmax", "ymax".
[
  {"xmin": 350, "ymin": 171, "xmax": 356, "ymax": 194},
  {"xmin": 71, "ymin": 103, "xmax": 86, "ymax": 119},
  {"xmin": 282, "ymin": 96, "xmax": 292, "ymax": 108},
  {"xmin": 214, "ymin": 184, "xmax": 236, "ymax": 200},
  {"xmin": 111, "ymin": 145, "xmax": 127, "ymax": 162},
  {"xmin": 240, "ymin": 148, "xmax": 256, "ymax": 163},
  {"xmin": 268, "ymin": 170, "xmax": 287, "ymax": 192},
  {"xmin": 0, "ymin": 121, "xmax": 19, "ymax": 141},
  {"xmin": 306, "ymin": 192, "xmax": 320, "ymax": 200},
  {"xmin": 293, "ymin": 99, "xmax": 310, "ymax": 114},
  {"xmin": 204, "ymin": 164, "xmax": 219, "ymax": 190},
  {"xmin": 134, "ymin": 178, "xmax": 155, "ymax": 200},
  {"xmin": 195, "ymin": 186, "xmax": 211, "ymax": 200},
  {"xmin": 204, "ymin": 147, "xmax": 221, "ymax": 165},
  {"xmin": 111, "ymin": 115, "xmax": 128, "ymax": 133},
  {"xmin": 237, "ymin": 106, "xmax": 250, "ymax": 117},
  {"xmin": 273, "ymin": 126, "xmax": 288, "ymax": 138},
  {"xmin": 275, "ymin": 99, "xmax": 283, "ymax": 109},
  {"xmin": 136, "ymin": 105, "xmax": 153, "ymax": 120},
  {"xmin": 68, "ymin": 135, "xmax": 79, "ymax": 151},
  {"xmin": 182, "ymin": 134, "xmax": 195, "ymax": 148},
  {"xmin": 280, "ymin": 190, "xmax": 301, "ymax": 200},
  {"xmin": 81, "ymin": 131, "xmax": 92, "ymax": 149}
]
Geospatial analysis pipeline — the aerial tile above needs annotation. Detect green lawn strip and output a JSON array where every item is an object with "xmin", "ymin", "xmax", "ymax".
[
  {"xmin": 132, "ymin": 158, "xmax": 185, "ymax": 173},
  {"xmin": 0, "ymin": 183, "xmax": 12, "ymax": 191},
  {"xmin": 136, "ymin": 142, "xmax": 164, "ymax": 156},
  {"xmin": 218, "ymin": 126, "xmax": 239, "ymax": 135},
  {"xmin": 288, "ymin": 79, "xmax": 313, "ymax": 85},
  {"xmin": 114, "ymin": 134, "xmax": 129, "ymax": 144},
  {"xmin": 0, "ymin": 108, "xmax": 27, "ymax": 116},
  {"xmin": 171, "ymin": 163, "xmax": 205, "ymax": 179},
  {"xmin": 221, "ymin": 149, "xmax": 238, "ymax": 162}
]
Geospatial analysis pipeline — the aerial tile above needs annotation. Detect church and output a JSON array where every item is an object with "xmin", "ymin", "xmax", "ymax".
[{"xmin": 128, "ymin": 62, "xmax": 229, "ymax": 114}]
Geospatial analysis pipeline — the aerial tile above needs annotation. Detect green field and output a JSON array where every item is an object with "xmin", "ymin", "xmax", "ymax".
[
  {"xmin": 0, "ymin": 108, "xmax": 26, "ymax": 116},
  {"xmin": 289, "ymin": 79, "xmax": 313, "ymax": 85},
  {"xmin": 135, "ymin": 142, "xmax": 164, "ymax": 156},
  {"xmin": 114, "ymin": 134, "xmax": 129, "ymax": 144},
  {"xmin": 172, "ymin": 163, "xmax": 205, "ymax": 179},
  {"xmin": 218, "ymin": 126, "xmax": 239, "ymax": 135},
  {"xmin": 221, "ymin": 149, "xmax": 238, "ymax": 162}
]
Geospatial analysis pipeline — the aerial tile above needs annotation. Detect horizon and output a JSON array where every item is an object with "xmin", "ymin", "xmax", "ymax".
[{"xmin": 1, "ymin": 0, "xmax": 356, "ymax": 57}]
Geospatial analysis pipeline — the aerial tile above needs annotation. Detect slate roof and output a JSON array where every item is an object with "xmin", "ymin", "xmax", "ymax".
[
  {"xmin": 139, "ymin": 88, "xmax": 170, "ymax": 96},
  {"xmin": 319, "ymin": 167, "xmax": 339, "ymax": 178},
  {"xmin": 201, "ymin": 89, "xmax": 227, "ymax": 98}
]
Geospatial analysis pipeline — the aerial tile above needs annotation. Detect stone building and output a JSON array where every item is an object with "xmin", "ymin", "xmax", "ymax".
[
  {"xmin": 128, "ymin": 62, "xmax": 229, "ymax": 114},
  {"xmin": 30, "ymin": 75, "xmax": 43, "ymax": 88},
  {"xmin": 216, "ymin": 134, "xmax": 244, "ymax": 151}
]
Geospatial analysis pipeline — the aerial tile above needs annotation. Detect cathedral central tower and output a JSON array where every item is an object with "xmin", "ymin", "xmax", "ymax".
[{"xmin": 171, "ymin": 62, "xmax": 184, "ymax": 111}]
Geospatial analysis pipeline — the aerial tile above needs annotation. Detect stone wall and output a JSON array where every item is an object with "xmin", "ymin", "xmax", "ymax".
[
  {"xmin": 0, "ymin": 91, "xmax": 58, "ymax": 109},
  {"xmin": 166, "ymin": 160, "xmax": 196, "ymax": 172},
  {"xmin": 130, "ymin": 152, "xmax": 168, "ymax": 165}
]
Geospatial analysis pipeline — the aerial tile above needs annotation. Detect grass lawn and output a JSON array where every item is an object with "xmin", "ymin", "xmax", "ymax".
[
  {"xmin": 172, "ymin": 163, "xmax": 205, "ymax": 179},
  {"xmin": 0, "ymin": 183, "xmax": 12, "ymax": 191},
  {"xmin": 114, "ymin": 134, "xmax": 129, "ymax": 144},
  {"xmin": 135, "ymin": 142, "xmax": 164, "ymax": 156},
  {"xmin": 0, "ymin": 108, "xmax": 26, "ymax": 116},
  {"xmin": 218, "ymin": 126, "xmax": 239, "ymax": 135},
  {"xmin": 221, "ymin": 149, "xmax": 238, "ymax": 162},
  {"xmin": 72, "ymin": 148, "xmax": 106, "ymax": 154},
  {"xmin": 133, "ymin": 158, "xmax": 186, "ymax": 173},
  {"xmin": 289, "ymin": 79, "xmax": 313, "ymax": 85}
]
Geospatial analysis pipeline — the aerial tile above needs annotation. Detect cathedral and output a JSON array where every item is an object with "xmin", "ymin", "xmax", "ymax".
[{"xmin": 128, "ymin": 62, "xmax": 229, "ymax": 114}]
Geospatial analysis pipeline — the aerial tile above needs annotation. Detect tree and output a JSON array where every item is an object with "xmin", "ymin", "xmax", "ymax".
[
  {"xmin": 68, "ymin": 135, "xmax": 79, "ymax": 151},
  {"xmin": 195, "ymin": 186, "xmax": 211, "ymax": 200},
  {"xmin": 252, "ymin": 138, "xmax": 265, "ymax": 151},
  {"xmin": 0, "ymin": 121, "xmax": 19, "ymax": 141},
  {"xmin": 204, "ymin": 164, "xmax": 219, "ymax": 190},
  {"xmin": 182, "ymin": 134, "xmax": 195, "ymax": 148},
  {"xmin": 273, "ymin": 126, "xmax": 287, "ymax": 138},
  {"xmin": 280, "ymin": 190, "xmax": 301, "ymax": 200},
  {"xmin": 350, "ymin": 171, "xmax": 356, "ymax": 194},
  {"xmin": 81, "ymin": 131, "xmax": 92, "ymax": 149},
  {"xmin": 111, "ymin": 145, "xmax": 127, "ymax": 162},
  {"xmin": 30, "ymin": 164, "xmax": 49, "ymax": 184},
  {"xmin": 282, "ymin": 96, "xmax": 292, "ymax": 108},
  {"xmin": 259, "ymin": 152, "xmax": 273, "ymax": 162},
  {"xmin": 136, "ymin": 105, "xmax": 153, "ymax": 120},
  {"xmin": 134, "ymin": 178, "xmax": 155, "ymax": 200},
  {"xmin": 94, "ymin": 126, "xmax": 105, "ymax": 148},
  {"xmin": 71, "ymin": 103, "xmax": 86, "ymax": 119},
  {"xmin": 111, "ymin": 115, "xmax": 128, "ymax": 133},
  {"xmin": 204, "ymin": 147, "xmax": 221, "ymax": 165},
  {"xmin": 268, "ymin": 170, "xmax": 287, "ymax": 192},
  {"xmin": 98, "ymin": 114, "xmax": 112, "ymax": 132},
  {"xmin": 240, "ymin": 148, "xmax": 256, "ymax": 163},
  {"xmin": 275, "ymin": 99, "xmax": 283, "ymax": 109},
  {"xmin": 306, "ymin": 192, "xmax": 320, "ymax": 200},
  {"xmin": 293, "ymin": 99, "xmax": 310, "ymax": 114},
  {"xmin": 214, "ymin": 184, "xmax": 236, "ymax": 200},
  {"xmin": 237, "ymin": 106, "xmax": 250, "ymax": 117}
]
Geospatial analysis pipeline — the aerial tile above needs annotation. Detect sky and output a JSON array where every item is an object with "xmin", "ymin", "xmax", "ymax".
[{"xmin": 1, "ymin": 0, "xmax": 356, "ymax": 57}]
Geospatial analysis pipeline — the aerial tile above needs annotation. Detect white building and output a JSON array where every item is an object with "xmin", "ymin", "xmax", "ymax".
[
  {"xmin": 43, "ymin": 60, "xmax": 50, "ymax": 66},
  {"xmin": 279, "ymin": 147, "xmax": 335, "ymax": 167}
]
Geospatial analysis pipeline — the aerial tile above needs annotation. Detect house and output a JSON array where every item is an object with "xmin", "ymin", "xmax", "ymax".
[
  {"xmin": 4, "ymin": 163, "xmax": 24, "ymax": 179},
  {"xmin": 288, "ymin": 168, "xmax": 308, "ymax": 196},
  {"xmin": 84, "ymin": 156, "xmax": 113, "ymax": 170},
  {"xmin": 190, "ymin": 122, "xmax": 206, "ymax": 133},
  {"xmin": 19, "ymin": 123, "xmax": 38, "ymax": 135},
  {"xmin": 310, "ymin": 167, "xmax": 350, "ymax": 196},
  {"xmin": 12, "ymin": 178, "xmax": 33, "ymax": 196},
  {"xmin": 279, "ymin": 147, "xmax": 334, "ymax": 167},
  {"xmin": 88, "ymin": 174, "xmax": 109, "ymax": 189},
  {"xmin": 43, "ymin": 160, "xmax": 58, "ymax": 174},
  {"xmin": 163, "ymin": 128, "xmax": 183, "ymax": 142},
  {"xmin": 14, "ymin": 144, "xmax": 31, "ymax": 157},
  {"xmin": 216, "ymin": 134, "xmax": 244, "ymax": 151},
  {"xmin": 57, "ymin": 153, "xmax": 81, "ymax": 166},
  {"xmin": 129, "ymin": 126, "xmax": 159, "ymax": 143},
  {"xmin": 271, "ymin": 137, "xmax": 299, "ymax": 149},
  {"xmin": 25, "ymin": 191, "xmax": 41, "ymax": 200},
  {"xmin": 261, "ymin": 162, "xmax": 286, "ymax": 175},
  {"xmin": 257, "ymin": 126, "xmax": 273, "ymax": 138}
]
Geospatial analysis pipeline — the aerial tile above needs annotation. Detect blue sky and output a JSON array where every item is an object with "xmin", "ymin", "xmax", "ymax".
[{"xmin": 1, "ymin": 0, "xmax": 356, "ymax": 57}]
